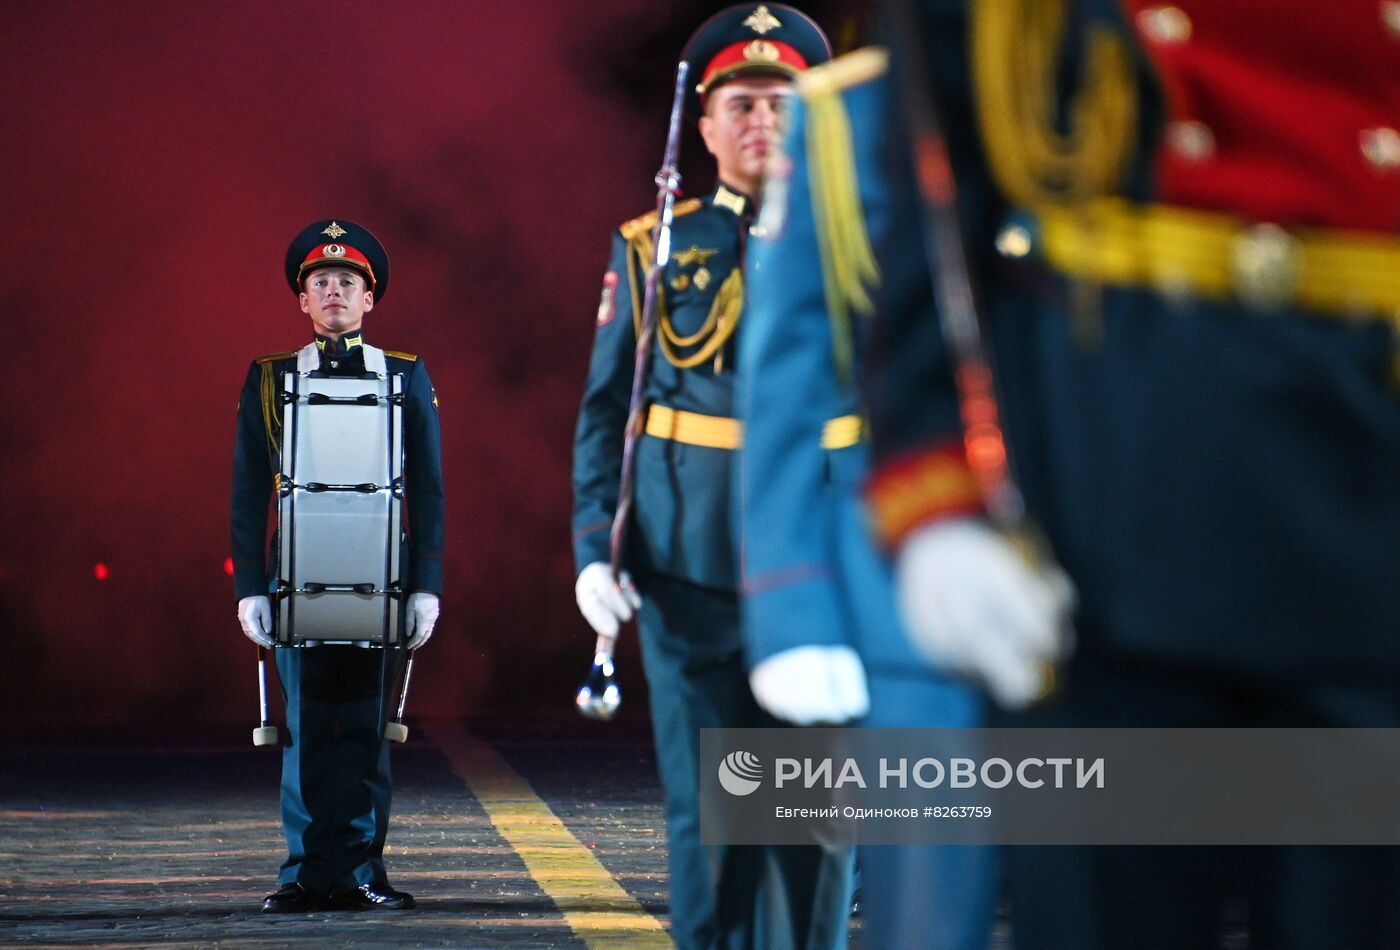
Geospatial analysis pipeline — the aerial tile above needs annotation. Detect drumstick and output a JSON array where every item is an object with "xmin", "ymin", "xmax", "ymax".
[
  {"xmin": 384, "ymin": 654, "xmax": 414, "ymax": 743},
  {"xmin": 253, "ymin": 646, "xmax": 279, "ymax": 747}
]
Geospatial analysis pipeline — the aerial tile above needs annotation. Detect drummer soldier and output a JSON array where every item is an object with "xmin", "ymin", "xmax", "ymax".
[{"xmin": 231, "ymin": 219, "xmax": 445, "ymax": 913}]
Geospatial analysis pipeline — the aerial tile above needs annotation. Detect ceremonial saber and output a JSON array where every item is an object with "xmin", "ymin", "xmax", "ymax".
[
  {"xmin": 384, "ymin": 653, "xmax": 415, "ymax": 743},
  {"xmin": 253, "ymin": 646, "xmax": 279, "ymax": 747},
  {"xmin": 888, "ymin": 0, "xmax": 1024, "ymax": 528},
  {"xmin": 576, "ymin": 59, "xmax": 691, "ymax": 721},
  {"xmin": 888, "ymin": 0, "xmax": 1070, "ymax": 694}
]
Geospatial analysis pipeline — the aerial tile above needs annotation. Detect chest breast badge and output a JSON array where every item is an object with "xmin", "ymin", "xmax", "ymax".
[{"xmin": 673, "ymin": 245, "xmax": 721, "ymax": 268}]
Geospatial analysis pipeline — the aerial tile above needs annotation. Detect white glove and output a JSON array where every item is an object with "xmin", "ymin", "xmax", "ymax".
[
  {"xmin": 749, "ymin": 645, "xmax": 870, "ymax": 725},
  {"xmin": 405, "ymin": 592, "xmax": 440, "ymax": 650},
  {"xmin": 575, "ymin": 561, "xmax": 642, "ymax": 639},
  {"xmin": 237, "ymin": 595, "xmax": 274, "ymax": 648},
  {"xmin": 896, "ymin": 518, "xmax": 1075, "ymax": 710}
]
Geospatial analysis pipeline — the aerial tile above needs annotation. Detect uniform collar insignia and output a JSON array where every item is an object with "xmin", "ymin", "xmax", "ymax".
[
  {"xmin": 315, "ymin": 331, "xmax": 365, "ymax": 354},
  {"xmin": 744, "ymin": 5, "xmax": 781, "ymax": 34},
  {"xmin": 321, "ymin": 221, "xmax": 348, "ymax": 239},
  {"xmin": 713, "ymin": 184, "xmax": 749, "ymax": 217},
  {"xmin": 673, "ymin": 245, "xmax": 721, "ymax": 267}
]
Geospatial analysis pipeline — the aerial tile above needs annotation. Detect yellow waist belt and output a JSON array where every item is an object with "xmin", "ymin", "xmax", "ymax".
[
  {"xmin": 644, "ymin": 404, "xmax": 865, "ymax": 450},
  {"xmin": 1036, "ymin": 198, "xmax": 1400, "ymax": 326}
]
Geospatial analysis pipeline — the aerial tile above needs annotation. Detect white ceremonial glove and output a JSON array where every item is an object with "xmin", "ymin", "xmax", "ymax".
[
  {"xmin": 896, "ymin": 518, "xmax": 1075, "ymax": 710},
  {"xmin": 575, "ymin": 561, "xmax": 642, "ymax": 640},
  {"xmin": 405, "ymin": 592, "xmax": 441, "ymax": 650},
  {"xmin": 237, "ymin": 595, "xmax": 274, "ymax": 648},
  {"xmin": 749, "ymin": 645, "xmax": 871, "ymax": 725}
]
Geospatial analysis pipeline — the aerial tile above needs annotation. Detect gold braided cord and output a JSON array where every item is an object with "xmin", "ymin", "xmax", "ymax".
[
  {"xmin": 627, "ymin": 227, "xmax": 735, "ymax": 364},
  {"xmin": 805, "ymin": 73, "xmax": 882, "ymax": 385},
  {"xmin": 620, "ymin": 199, "xmax": 705, "ymax": 337},
  {"xmin": 627, "ymin": 230, "xmax": 654, "ymax": 338},
  {"xmin": 971, "ymin": 0, "xmax": 1137, "ymax": 208},
  {"xmin": 657, "ymin": 268, "xmax": 745, "ymax": 368},
  {"xmin": 625, "ymin": 211, "xmax": 744, "ymax": 370},
  {"xmin": 259, "ymin": 363, "xmax": 281, "ymax": 465},
  {"xmin": 657, "ymin": 280, "xmax": 720, "ymax": 347}
]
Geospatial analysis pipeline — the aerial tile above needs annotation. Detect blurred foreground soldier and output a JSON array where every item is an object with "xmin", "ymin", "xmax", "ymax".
[
  {"xmin": 571, "ymin": 6, "xmax": 851, "ymax": 946},
  {"xmin": 231, "ymin": 219, "xmax": 444, "ymax": 912},
  {"xmin": 739, "ymin": 47, "xmax": 997, "ymax": 950},
  {"xmin": 862, "ymin": 2, "xmax": 1400, "ymax": 947}
]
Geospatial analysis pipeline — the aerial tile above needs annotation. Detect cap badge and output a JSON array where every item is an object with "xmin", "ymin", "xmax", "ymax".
[
  {"xmin": 744, "ymin": 39, "xmax": 781, "ymax": 62},
  {"xmin": 744, "ymin": 5, "xmax": 781, "ymax": 34},
  {"xmin": 321, "ymin": 221, "xmax": 348, "ymax": 239},
  {"xmin": 323, "ymin": 244, "xmax": 347, "ymax": 258}
]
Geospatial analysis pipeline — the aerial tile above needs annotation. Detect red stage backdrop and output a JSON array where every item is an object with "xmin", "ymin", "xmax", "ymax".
[{"xmin": 0, "ymin": 0, "xmax": 857, "ymax": 730}]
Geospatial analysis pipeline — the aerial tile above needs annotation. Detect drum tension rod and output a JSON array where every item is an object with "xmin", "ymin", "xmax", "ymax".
[
  {"xmin": 301, "ymin": 582, "xmax": 378, "ymax": 594},
  {"xmin": 306, "ymin": 393, "xmax": 384, "ymax": 406}
]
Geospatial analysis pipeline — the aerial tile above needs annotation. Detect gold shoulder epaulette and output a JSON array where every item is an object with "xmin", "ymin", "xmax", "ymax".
[
  {"xmin": 797, "ymin": 47, "xmax": 889, "ymax": 100},
  {"xmin": 255, "ymin": 349, "xmax": 299, "ymax": 365},
  {"xmin": 384, "ymin": 349, "xmax": 418, "ymax": 362},
  {"xmin": 619, "ymin": 198, "xmax": 703, "ymax": 241}
]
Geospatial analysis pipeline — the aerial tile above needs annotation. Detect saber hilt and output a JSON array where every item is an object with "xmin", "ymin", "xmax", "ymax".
[{"xmin": 575, "ymin": 651, "xmax": 622, "ymax": 721}]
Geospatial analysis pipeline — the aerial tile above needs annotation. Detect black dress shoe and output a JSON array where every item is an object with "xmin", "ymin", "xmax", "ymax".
[
  {"xmin": 262, "ymin": 881, "xmax": 323, "ymax": 913},
  {"xmin": 336, "ymin": 880, "xmax": 416, "ymax": 910}
]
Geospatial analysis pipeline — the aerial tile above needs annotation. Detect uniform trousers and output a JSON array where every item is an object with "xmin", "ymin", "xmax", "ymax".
[
  {"xmin": 274, "ymin": 645, "xmax": 405, "ymax": 893},
  {"xmin": 857, "ymin": 671, "xmax": 999, "ymax": 950},
  {"xmin": 821, "ymin": 465, "xmax": 999, "ymax": 949},
  {"xmin": 1001, "ymin": 643, "xmax": 1400, "ymax": 950},
  {"xmin": 637, "ymin": 572, "xmax": 852, "ymax": 950}
]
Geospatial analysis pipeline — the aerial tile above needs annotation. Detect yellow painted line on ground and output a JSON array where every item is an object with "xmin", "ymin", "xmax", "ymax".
[
  {"xmin": 428, "ymin": 722, "xmax": 671, "ymax": 949},
  {"xmin": 393, "ymin": 916, "xmax": 644, "ymax": 930}
]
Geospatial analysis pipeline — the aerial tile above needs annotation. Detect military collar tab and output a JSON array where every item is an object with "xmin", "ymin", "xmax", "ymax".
[
  {"xmin": 712, "ymin": 184, "xmax": 751, "ymax": 217},
  {"xmin": 314, "ymin": 331, "xmax": 365, "ymax": 354}
]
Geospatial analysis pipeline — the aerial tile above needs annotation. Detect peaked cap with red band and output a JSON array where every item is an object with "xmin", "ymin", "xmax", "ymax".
[
  {"xmin": 681, "ymin": 4, "xmax": 831, "ymax": 120},
  {"xmin": 284, "ymin": 218, "xmax": 391, "ymax": 301}
]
